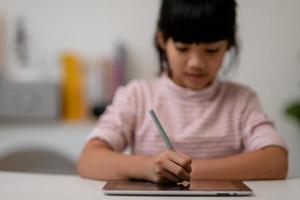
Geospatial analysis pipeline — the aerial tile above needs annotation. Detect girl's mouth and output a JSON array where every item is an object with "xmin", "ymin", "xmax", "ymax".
[{"xmin": 185, "ymin": 73, "xmax": 207, "ymax": 80}]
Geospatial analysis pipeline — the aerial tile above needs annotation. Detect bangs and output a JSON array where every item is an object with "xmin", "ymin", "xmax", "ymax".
[{"xmin": 158, "ymin": 0, "xmax": 236, "ymax": 44}]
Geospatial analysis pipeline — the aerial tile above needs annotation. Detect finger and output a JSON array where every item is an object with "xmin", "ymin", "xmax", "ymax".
[
  {"xmin": 168, "ymin": 151, "xmax": 192, "ymax": 174},
  {"xmin": 183, "ymin": 162, "xmax": 192, "ymax": 174},
  {"xmin": 177, "ymin": 156, "xmax": 192, "ymax": 173},
  {"xmin": 177, "ymin": 151, "xmax": 192, "ymax": 164},
  {"xmin": 160, "ymin": 168, "xmax": 183, "ymax": 183},
  {"xmin": 163, "ymin": 159, "xmax": 191, "ymax": 182}
]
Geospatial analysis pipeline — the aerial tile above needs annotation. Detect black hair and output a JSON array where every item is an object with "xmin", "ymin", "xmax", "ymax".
[{"xmin": 155, "ymin": 0, "xmax": 238, "ymax": 74}]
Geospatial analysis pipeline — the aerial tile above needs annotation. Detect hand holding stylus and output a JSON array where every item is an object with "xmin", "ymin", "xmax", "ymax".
[{"xmin": 147, "ymin": 109, "xmax": 192, "ymax": 183}]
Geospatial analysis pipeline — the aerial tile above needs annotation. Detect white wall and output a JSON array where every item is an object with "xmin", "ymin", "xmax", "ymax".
[
  {"xmin": 236, "ymin": 0, "xmax": 300, "ymax": 177},
  {"xmin": 0, "ymin": 0, "xmax": 160, "ymax": 80},
  {"xmin": 0, "ymin": 0, "xmax": 299, "ymax": 177}
]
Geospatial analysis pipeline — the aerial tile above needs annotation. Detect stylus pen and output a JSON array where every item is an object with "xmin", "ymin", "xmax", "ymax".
[{"xmin": 149, "ymin": 108, "xmax": 175, "ymax": 151}]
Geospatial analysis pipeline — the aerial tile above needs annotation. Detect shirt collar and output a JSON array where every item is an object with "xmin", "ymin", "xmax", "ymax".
[{"xmin": 161, "ymin": 73, "xmax": 220, "ymax": 102}]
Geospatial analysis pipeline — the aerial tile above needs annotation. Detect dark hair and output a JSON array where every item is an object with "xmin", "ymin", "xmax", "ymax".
[{"xmin": 155, "ymin": 0, "xmax": 238, "ymax": 74}]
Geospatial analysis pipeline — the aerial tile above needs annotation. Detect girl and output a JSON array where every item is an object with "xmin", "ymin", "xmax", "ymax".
[{"xmin": 77, "ymin": 0, "xmax": 288, "ymax": 183}]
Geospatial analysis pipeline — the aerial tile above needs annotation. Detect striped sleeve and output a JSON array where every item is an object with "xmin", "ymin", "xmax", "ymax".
[
  {"xmin": 87, "ymin": 84, "xmax": 137, "ymax": 152},
  {"xmin": 240, "ymin": 91, "xmax": 288, "ymax": 152}
]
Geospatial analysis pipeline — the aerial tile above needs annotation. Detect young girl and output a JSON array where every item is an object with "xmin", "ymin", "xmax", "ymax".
[{"xmin": 77, "ymin": 0, "xmax": 288, "ymax": 183}]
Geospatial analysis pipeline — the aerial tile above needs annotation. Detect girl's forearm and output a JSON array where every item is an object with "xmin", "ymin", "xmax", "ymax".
[
  {"xmin": 77, "ymin": 140, "xmax": 150, "ymax": 181},
  {"xmin": 191, "ymin": 146, "xmax": 288, "ymax": 180}
]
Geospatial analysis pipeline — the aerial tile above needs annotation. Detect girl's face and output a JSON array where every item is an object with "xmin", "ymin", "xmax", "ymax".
[{"xmin": 161, "ymin": 36, "xmax": 228, "ymax": 90}]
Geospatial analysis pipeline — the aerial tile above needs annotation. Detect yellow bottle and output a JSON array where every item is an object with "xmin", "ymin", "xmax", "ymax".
[{"xmin": 61, "ymin": 52, "xmax": 86, "ymax": 120}]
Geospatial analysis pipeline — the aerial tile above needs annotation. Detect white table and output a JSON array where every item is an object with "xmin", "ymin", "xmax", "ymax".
[{"xmin": 0, "ymin": 171, "xmax": 299, "ymax": 200}]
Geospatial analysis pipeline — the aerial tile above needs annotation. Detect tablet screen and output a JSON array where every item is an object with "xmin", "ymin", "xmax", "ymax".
[{"xmin": 102, "ymin": 180, "xmax": 253, "ymax": 196}]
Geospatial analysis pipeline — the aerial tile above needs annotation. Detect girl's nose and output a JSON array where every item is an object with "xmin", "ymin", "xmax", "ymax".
[{"xmin": 187, "ymin": 53, "xmax": 206, "ymax": 70}]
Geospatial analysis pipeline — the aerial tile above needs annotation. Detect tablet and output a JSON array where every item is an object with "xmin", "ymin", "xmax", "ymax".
[{"xmin": 102, "ymin": 180, "xmax": 253, "ymax": 196}]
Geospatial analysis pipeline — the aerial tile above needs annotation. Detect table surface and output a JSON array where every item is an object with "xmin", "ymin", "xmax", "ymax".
[{"xmin": 0, "ymin": 171, "xmax": 299, "ymax": 200}]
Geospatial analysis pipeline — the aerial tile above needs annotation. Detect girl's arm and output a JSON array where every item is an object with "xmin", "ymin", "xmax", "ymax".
[
  {"xmin": 77, "ymin": 138, "xmax": 149, "ymax": 180},
  {"xmin": 77, "ymin": 138, "xmax": 191, "ymax": 182},
  {"xmin": 78, "ymin": 139, "xmax": 287, "ymax": 181},
  {"xmin": 190, "ymin": 146, "xmax": 288, "ymax": 180}
]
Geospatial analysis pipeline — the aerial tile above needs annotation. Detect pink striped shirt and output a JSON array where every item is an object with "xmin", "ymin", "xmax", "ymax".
[{"xmin": 88, "ymin": 74, "xmax": 287, "ymax": 158}]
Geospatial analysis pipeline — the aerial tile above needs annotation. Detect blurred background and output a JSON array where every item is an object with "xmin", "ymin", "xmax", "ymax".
[{"xmin": 0, "ymin": 0, "xmax": 299, "ymax": 177}]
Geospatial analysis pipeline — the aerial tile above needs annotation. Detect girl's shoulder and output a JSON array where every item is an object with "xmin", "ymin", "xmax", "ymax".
[{"xmin": 218, "ymin": 80, "xmax": 257, "ymax": 99}]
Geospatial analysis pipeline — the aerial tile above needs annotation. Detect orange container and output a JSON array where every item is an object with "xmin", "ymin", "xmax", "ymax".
[{"xmin": 61, "ymin": 52, "xmax": 86, "ymax": 120}]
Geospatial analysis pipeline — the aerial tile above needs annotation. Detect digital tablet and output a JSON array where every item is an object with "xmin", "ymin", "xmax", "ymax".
[{"xmin": 102, "ymin": 180, "xmax": 253, "ymax": 196}]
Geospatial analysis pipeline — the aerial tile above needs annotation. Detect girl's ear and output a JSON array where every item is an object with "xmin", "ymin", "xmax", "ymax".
[{"xmin": 156, "ymin": 31, "xmax": 166, "ymax": 49}]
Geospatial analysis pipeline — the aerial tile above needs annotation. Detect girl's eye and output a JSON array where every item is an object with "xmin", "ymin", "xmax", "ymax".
[
  {"xmin": 205, "ymin": 48, "xmax": 220, "ymax": 54},
  {"xmin": 175, "ymin": 46, "xmax": 189, "ymax": 52}
]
